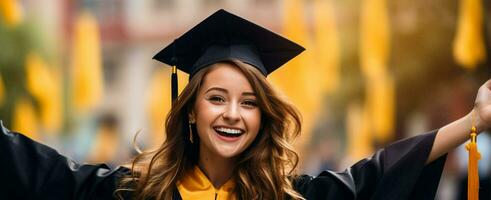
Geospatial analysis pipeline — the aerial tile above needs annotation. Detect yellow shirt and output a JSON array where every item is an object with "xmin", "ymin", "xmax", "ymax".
[{"xmin": 177, "ymin": 166, "xmax": 236, "ymax": 200}]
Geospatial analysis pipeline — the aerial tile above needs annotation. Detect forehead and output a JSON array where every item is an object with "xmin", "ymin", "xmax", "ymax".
[{"xmin": 200, "ymin": 63, "xmax": 254, "ymax": 92}]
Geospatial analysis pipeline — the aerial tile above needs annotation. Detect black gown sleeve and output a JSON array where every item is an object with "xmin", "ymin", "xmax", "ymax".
[
  {"xmin": 294, "ymin": 130, "xmax": 447, "ymax": 200},
  {"xmin": 0, "ymin": 121, "xmax": 130, "ymax": 199}
]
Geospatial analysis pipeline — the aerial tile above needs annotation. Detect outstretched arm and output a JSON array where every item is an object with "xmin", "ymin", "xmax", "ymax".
[
  {"xmin": 427, "ymin": 79, "xmax": 491, "ymax": 164},
  {"xmin": 0, "ymin": 122, "xmax": 129, "ymax": 199},
  {"xmin": 295, "ymin": 82, "xmax": 491, "ymax": 199}
]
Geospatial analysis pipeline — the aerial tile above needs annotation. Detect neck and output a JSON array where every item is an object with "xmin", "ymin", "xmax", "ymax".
[{"xmin": 198, "ymin": 147, "xmax": 235, "ymax": 189}]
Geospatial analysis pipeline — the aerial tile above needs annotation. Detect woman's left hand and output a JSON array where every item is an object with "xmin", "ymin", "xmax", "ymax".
[
  {"xmin": 474, "ymin": 79, "xmax": 491, "ymax": 133},
  {"xmin": 427, "ymin": 79, "xmax": 491, "ymax": 163}
]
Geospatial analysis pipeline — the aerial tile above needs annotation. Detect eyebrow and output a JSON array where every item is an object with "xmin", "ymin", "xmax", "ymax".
[{"xmin": 205, "ymin": 87, "xmax": 256, "ymax": 96}]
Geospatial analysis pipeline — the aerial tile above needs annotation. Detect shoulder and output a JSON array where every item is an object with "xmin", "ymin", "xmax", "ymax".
[{"xmin": 292, "ymin": 172, "xmax": 355, "ymax": 199}]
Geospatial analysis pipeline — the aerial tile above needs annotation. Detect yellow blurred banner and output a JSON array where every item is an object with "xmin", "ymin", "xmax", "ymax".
[
  {"xmin": 12, "ymin": 97, "xmax": 39, "ymax": 140},
  {"xmin": 270, "ymin": 0, "xmax": 309, "ymax": 102},
  {"xmin": 453, "ymin": 0, "xmax": 486, "ymax": 69},
  {"xmin": 366, "ymin": 74, "xmax": 395, "ymax": 143},
  {"xmin": 313, "ymin": 0, "xmax": 340, "ymax": 94},
  {"xmin": 359, "ymin": 0, "xmax": 394, "ymax": 144},
  {"xmin": 71, "ymin": 11, "xmax": 104, "ymax": 113},
  {"xmin": 147, "ymin": 69, "xmax": 171, "ymax": 147},
  {"xmin": 346, "ymin": 103, "xmax": 373, "ymax": 162},
  {"xmin": 25, "ymin": 53, "xmax": 63, "ymax": 134},
  {"xmin": 360, "ymin": 0, "xmax": 390, "ymax": 78},
  {"xmin": 146, "ymin": 68, "xmax": 188, "ymax": 147},
  {"xmin": 0, "ymin": 0, "xmax": 23, "ymax": 27},
  {"xmin": 271, "ymin": 0, "xmax": 319, "ymax": 150}
]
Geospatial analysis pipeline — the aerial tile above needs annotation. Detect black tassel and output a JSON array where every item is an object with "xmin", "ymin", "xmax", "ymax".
[{"xmin": 171, "ymin": 66, "xmax": 178, "ymax": 106}]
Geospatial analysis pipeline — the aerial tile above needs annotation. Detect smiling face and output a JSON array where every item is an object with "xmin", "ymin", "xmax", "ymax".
[{"xmin": 190, "ymin": 62, "xmax": 261, "ymax": 160}]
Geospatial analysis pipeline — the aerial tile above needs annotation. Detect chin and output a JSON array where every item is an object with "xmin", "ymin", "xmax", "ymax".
[
  {"xmin": 212, "ymin": 143, "xmax": 245, "ymax": 158},
  {"xmin": 216, "ymin": 151, "xmax": 240, "ymax": 158}
]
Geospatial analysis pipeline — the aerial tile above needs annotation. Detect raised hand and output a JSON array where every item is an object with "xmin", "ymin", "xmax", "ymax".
[
  {"xmin": 474, "ymin": 79, "xmax": 491, "ymax": 132},
  {"xmin": 426, "ymin": 79, "xmax": 491, "ymax": 163}
]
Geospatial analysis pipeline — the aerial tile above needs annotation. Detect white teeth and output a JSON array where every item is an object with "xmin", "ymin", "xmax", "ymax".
[{"xmin": 215, "ymin": 127, "xmax": 243, "ymax": 134}]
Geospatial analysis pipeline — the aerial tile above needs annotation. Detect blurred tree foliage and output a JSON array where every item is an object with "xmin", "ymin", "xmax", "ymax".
[{"xmin": 0, "ymin": 19, "xmax": 46, "ymax": 127}]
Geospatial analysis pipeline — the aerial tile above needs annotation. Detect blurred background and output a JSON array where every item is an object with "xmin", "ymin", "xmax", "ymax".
[{"xmin": 0, "ymin": 0, "xmax": 490, "ymax": 199}]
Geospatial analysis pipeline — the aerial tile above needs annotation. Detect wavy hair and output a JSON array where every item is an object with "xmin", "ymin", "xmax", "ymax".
[{"xmin": 116, "ymin": 60, "xmax": 304, "ymax": 200}]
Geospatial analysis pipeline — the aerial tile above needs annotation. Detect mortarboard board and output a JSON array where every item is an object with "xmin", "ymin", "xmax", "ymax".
[{"xmin": 152, "ymin": 9, "xmax": 305, "ymax": 103}]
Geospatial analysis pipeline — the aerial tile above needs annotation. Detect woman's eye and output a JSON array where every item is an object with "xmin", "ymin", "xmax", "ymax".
[
  {"xmin": 242, "ymin": 100, "xmax": 258, "ymax": 107},
  {"xmin": 208, "ymin": 96, "xmax": 225, "ymax": 103}
]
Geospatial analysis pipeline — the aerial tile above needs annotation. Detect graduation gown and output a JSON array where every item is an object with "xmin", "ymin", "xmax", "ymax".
[{"xmin": 0, "ymin": 121, "xmax": 446, "ymax": 200}]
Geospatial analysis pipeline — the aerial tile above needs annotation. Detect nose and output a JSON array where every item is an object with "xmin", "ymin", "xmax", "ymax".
[{"xmin": 223, "ymin": 102, "xmax": 240, "ymax": 123}]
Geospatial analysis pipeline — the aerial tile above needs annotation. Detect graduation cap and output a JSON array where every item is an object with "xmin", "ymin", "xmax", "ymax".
[{"xmin": 153, "ymin": 9, "xmax": 305, "ymax": 103}]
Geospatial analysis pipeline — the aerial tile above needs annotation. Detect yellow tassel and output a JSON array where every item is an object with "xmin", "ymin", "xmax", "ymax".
[{"xmin": 465, "ymin": 126, "xmax": 480, "ymax": 200}]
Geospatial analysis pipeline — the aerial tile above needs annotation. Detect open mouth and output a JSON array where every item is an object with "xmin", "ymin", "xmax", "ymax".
[{"xmin": 213, "ymin": 126, "xmax": 244, "ymax": 138}]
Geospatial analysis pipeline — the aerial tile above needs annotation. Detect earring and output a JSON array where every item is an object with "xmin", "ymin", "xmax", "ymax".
[{"xmin": 188, "ymin": 121, "xmax": 194, "ymax": 143}]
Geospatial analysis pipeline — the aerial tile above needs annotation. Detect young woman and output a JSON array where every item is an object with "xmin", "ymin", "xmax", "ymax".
[{"xmin": 1, "ymin": 9, "xmax": 490, "ymax": 200}]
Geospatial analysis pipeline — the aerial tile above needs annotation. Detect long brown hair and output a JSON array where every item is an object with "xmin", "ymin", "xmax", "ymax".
[{"xmin": 117, "ymin": 60, "xmax": 304, "ymax": 200}]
